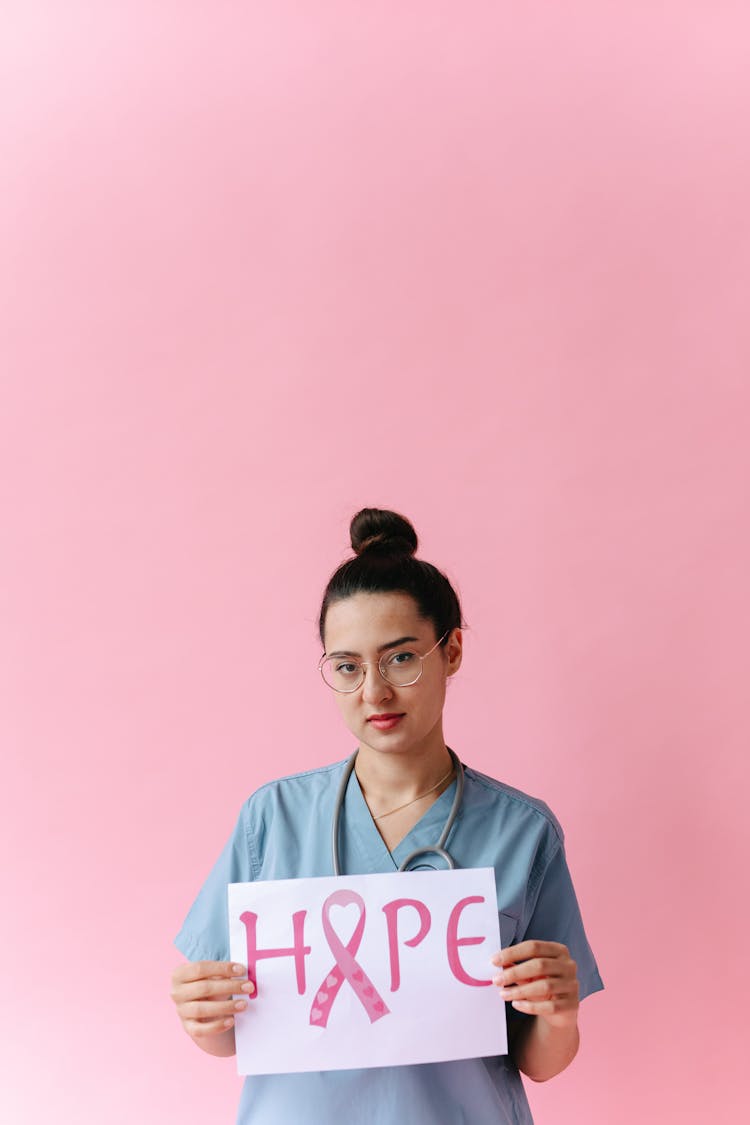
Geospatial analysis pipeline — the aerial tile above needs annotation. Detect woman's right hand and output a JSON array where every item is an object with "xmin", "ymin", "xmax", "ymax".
[{"xmin": 170, "ymin": 960, "xmax": 255, "ymax": 1047}]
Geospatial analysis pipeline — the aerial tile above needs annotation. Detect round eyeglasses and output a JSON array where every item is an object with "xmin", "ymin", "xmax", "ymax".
[{"xmin": 318, "ymin": 631, "xmax": 450, "ymax": 693}]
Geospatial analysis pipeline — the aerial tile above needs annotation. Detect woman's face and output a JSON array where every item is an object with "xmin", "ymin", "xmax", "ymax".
[{"xmin": 322, "ymin": 591, "xmax": 462, "ymax": 760}]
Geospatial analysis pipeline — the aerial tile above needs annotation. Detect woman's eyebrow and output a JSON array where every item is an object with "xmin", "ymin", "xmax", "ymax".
[{"xmin": 327, "ymin": 636, "xmax": 419, "ymax": 659}]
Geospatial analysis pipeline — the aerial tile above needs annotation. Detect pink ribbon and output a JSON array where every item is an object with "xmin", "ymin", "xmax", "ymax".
[{"xmin": 309, "ymin": 889, "xmax": 390, "ymax": 1027}]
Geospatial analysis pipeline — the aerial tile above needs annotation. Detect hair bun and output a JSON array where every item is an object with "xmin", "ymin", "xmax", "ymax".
[{"xmin": 350, "ymin": 508, "xmax": 418, "ymax": 557}]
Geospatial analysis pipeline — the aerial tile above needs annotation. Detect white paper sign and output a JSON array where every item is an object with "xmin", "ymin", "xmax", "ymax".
[{"xmin": 228, "ymin": 867, "xmax": 506, "ymax": 1075}]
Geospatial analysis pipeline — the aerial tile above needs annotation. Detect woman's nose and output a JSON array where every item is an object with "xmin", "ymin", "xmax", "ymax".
[{"xmin": 360, "ymin": 664, "xmax": 393, "ymax": 705}]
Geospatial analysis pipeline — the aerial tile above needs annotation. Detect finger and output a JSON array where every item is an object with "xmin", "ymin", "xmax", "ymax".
[
  {"xmin": 498, "ymin": 978, "xmax": 578, "ymax": 1004},
  {"xmin": 185, "ymin": 1015, "xmax": 238, "ymax": 1037},
  {"xmin": 491, "ymin": 941, "xmax": 569, "ymax": 968},
  {"xmin": 172, "ymin": 961, "xmax": 247, "ymax": 986},
  {"xmin": 181, "ymin": 997, "xmax": 250, "ymax": 1023},
  {"xmin": 510, "ymin": 996, "xmax": 579, "ymax": 1017},
  {"xmin": 495, "ymin": 956, "xmax": 575, "ymax": 987},
  {"xmin": 173, "ymin": 976, "xmax": 255, "ymax": 1005}
]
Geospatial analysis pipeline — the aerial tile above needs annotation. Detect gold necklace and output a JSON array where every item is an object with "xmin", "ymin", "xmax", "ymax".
[{"xmin": 370, "ymin": 765, "xmax": 455, "ymax": 821}]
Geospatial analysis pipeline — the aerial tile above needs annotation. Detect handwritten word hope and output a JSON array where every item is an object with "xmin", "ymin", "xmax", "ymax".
[{"xmin": 240, "ymin": 888, "xmax": 491, "ymax": 1028}]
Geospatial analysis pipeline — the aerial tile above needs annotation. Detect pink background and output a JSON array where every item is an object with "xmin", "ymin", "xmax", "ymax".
[{"xmin": 2, "ymin": 4, "xmax": 748, "ymax": 1122}]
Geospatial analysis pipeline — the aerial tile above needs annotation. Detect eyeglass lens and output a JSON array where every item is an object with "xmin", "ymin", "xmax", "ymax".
[{"xmin": 320, "ymin": 649, "xmax": 423, "ymax": 691}]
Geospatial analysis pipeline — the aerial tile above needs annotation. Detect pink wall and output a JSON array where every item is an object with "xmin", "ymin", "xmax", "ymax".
[{"xmin": 2, "ymin": 4, "xmax": 748, "ymax": 1122}]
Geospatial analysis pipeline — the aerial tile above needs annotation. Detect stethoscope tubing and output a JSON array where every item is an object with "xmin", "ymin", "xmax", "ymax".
[{"xmin": 331, "ymin": 747, "xmax": 464, "ymax": 875}]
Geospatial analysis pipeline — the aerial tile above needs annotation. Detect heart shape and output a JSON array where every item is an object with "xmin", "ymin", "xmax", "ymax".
[
  {"xmin": 311, "ymin": 1008, "xmax": 323, "ymax": 1022},
  {"xmin": 326, "ymin": 974, "xmax": 338, "ymax": 988},
  {"xmin": 364, "ymin": 985, "xmax": 374, "ymax": 997},
  {"xmin": 353, "ymin": 970, "xmax": 364, "ymax": 982},
  {"xmin": 329, "ymin": 901, "xmax": 362, "ymax": 944},
  {"xmin": 374, "ymin": 1000, "xmax": 385, "ymax": 1013},
  {"xmin": 316, "ymin": 991, "xmax": 328, "ymax": 1004}
]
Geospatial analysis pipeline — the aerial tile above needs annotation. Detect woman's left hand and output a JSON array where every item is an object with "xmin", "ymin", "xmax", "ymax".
[{"xmin": 491, "ymin": 940, "xmax": 580, "ymax": 1029}]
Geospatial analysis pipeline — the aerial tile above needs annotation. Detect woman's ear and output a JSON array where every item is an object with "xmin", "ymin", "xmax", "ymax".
[{"xmin": 445, "ymin": 628, "xmax": 463, "ymax": 677}]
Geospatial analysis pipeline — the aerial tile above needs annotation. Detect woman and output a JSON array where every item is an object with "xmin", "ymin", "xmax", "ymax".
[{"xmin": 171, "ymin": 508, "xmax": 603, "ymax": 1123}]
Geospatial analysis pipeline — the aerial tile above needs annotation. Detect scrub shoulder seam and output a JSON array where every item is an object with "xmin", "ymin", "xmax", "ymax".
[
  {"xmin": 240, "ymin": 757, "xmax": 347, "ymax": 806},
  {"xmin": 464, "ymin": 766, "xmax": 565, "ymax": 846}
]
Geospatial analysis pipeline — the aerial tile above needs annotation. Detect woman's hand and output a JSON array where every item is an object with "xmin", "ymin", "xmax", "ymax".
[
  {"xmin": 170, "ymin": 961, "xmax": 254, "ymax": 1053},
  {"xmin": 491, "ymin": 940, "xmax": 580, "ymax": 1029}
]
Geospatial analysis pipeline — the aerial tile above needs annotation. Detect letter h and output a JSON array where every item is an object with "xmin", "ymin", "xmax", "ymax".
[{"xmin": 240, "ymin": 910, "xmax": 311, "ymax": 997}]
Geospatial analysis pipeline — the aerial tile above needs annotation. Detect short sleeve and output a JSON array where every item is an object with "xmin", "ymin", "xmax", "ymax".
[
  {"xmin": 174, "ymin": 805, "xmax": 254, "ymax": 963},
  {"xmin": 521, "ymin": 839, "xmax": 604, "ymax": 1001}
]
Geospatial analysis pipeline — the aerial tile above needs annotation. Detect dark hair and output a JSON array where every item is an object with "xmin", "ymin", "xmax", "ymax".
[{"xmin": 318, "ymin": 508, "xmax": 463, "ymax": 647}]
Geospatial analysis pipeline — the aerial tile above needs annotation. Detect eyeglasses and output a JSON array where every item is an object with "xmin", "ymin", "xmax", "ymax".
[{"xmin": 318, "ymin": 631, "xmax": 450, "ymax": 693}]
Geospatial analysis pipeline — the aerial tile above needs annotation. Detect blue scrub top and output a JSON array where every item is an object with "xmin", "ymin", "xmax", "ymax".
[{"xmin": 176, "ymin": 757, "xmax": 603, "ymax": 1125}]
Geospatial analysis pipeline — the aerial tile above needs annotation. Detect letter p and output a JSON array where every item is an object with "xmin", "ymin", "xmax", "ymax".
[{"xmin": 382, "ymin": 898, "xmax": 432, "ymax": 991}]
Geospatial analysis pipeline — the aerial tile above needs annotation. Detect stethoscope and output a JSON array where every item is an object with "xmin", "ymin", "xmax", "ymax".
[{"xmin": 331, "ymin": 747, "xmax": 465, "ymax": 875}]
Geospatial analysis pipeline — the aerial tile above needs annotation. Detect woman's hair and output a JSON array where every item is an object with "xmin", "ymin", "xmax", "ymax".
[{"xmin": 318, "ymin": 508, "xmax": 463, "ymax": 647}]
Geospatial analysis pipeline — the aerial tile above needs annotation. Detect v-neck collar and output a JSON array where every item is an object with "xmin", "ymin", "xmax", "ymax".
[{"xmin": 343, "ymin": 763, "xmax": 459, "ymax": 873}]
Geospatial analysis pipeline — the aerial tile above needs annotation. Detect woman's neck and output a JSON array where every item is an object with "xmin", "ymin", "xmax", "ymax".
[{"xmin": 354, "ymin": 739, "xmax": 453, "ymax": 812}]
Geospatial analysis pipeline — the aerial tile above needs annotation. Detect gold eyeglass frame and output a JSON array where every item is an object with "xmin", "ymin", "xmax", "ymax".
[{"xmin": 318, "ymin": 630, "xmax": 450, "ymax": 693}]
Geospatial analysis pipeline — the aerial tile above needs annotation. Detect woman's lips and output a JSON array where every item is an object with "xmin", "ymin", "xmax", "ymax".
[{"xmin": 367, "ymin": 714, "xmax": 405, "ymax": 731}]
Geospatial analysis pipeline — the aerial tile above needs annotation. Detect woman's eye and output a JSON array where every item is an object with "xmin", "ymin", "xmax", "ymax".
[
  {"xmin": 389, "ymin": 651, "xmax": 416, "ymax": 666},
  {"xmin": 336, "ymin": 662, "xmax": 359, "ymax": 676}
]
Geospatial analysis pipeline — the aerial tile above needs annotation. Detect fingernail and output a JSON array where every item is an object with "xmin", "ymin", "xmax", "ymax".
[
  {"xmin": 500, "ymin": 988, "xmax": 513, "ymax": 999},
  {"xmin": 234, "ymin": 1000, "xmax": 247, "ymax": 1011},
  {"xmin": 223, "ymin": 1017, "xmax": 234, "ymax": 1027},
  {"xmin": 493, "ymin": 970, "xmax": 505, "ymax": 984},
  {"xmin": 232, "ymin": 964, "xmax": 246, "ymax": 976},
  {"xmin": 240, "ymin": 981, "xmax": 255, "ymax": 994}
]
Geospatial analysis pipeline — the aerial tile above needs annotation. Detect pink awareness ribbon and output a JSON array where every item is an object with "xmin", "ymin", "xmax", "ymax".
[{"xmin": 309, "ymin": 889, "xmax": 390, "ymax": 1027}]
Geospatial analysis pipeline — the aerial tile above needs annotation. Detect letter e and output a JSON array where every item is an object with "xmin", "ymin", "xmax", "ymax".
[{"xmin": 446, "ymin": 896, "xmax": 491, "ymax": 987}]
